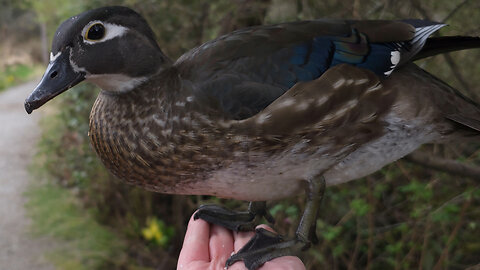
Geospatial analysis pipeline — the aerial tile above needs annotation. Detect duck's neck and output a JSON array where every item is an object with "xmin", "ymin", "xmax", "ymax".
[
  {"xmin": 86, "ymin": 73, "xmax": 149, "ymax": 93},
  {"xmin": 87, "ymin": 56, "xmax": 174, "ymax": 94}
]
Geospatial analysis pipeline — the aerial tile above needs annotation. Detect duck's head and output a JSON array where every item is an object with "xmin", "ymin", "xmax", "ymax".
[{"xmin": 25, "ymin": 6, "xmax": 169, "ymax": 114}]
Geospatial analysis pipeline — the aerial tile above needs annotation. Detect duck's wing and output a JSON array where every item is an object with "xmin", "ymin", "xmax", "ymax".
[
  {"xmin": 234, "ymin": 64, "xmax": 395, "ymax": 165},
  {"xmin": 175, "ymin": 19, "xmax": 443, "ymax": 119}
]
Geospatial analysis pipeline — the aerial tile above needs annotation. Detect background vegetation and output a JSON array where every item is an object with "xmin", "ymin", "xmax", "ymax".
[
  {"xmin": 0, "ymin": 1, "xmax": 42, "ymax": 91},
  {"xmin": 2, "ymin": 0, "xmax": 479, "ymax": 269}
]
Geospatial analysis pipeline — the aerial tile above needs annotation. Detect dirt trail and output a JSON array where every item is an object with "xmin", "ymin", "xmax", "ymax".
[{"xmin": 0, "ymin": 80, "xmax": 55, "ymax": 270}]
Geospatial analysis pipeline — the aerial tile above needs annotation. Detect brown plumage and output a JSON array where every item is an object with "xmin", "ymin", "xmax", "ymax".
[{"xmin": 86, "ymin": 63, "xmax": 477, "ymax": 201}]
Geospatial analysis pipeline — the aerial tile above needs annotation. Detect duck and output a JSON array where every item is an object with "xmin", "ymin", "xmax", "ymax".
[{"xmin": 24, "ymin": 6, "xmax": 480, "ymax": 270}]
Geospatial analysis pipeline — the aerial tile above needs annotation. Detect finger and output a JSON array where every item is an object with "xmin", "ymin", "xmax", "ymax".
[
  {"xmin": 255, "ymin": 225, "xmax": 305, "ymax": 269},
  {"xmin": 231, "ymin": 225, "xmax": 305, "ymax": 270},
  {"xmin": 229, "ymin": 225, "xmax": 276, "ymax": 269},
  {"xmin": 177, "ymin": 213, "xmax": 210, "ymax": 265},
  {"xmin": 229, "ymin": 230, "xmax": 254, "ymax": 270},
  {"xmin": 233, "ymin": 230, "xmax": 255, "ymax": 252},
  {"xmin": 209, "ymin": 224, "xmax": 234, "ymax": 265},
  {"xmin": 256, "ymin": 224, "xmax": 275, "ymax": 232},
  {"xmin": 233, "ymin": 224, "xmax": 275, "ymax": 253},
  {"xmin": 228, "ymin": 256, "xmax": 305, "ymax": 270},
  {"xmin": 262, "ymin": 256, "xmax": 306, "ymax": 270},
  {"xmin": 228, "ymin": 260, "xmax": 248, "ymax": 270}
]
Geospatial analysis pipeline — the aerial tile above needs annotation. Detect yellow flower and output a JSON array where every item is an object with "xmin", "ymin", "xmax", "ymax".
[
  {"xmin": 6, "ymin": 75, "xmax": 15, "ymax": 84},
  {"xmin": 141, "ymin": 218, "xmax": 166, "ymax": 245}
]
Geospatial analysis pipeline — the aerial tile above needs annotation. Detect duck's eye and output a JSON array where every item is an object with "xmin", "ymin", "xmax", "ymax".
[{"xmin": 85, "ymin": 23, "xmax": 105, "ymax": 41}]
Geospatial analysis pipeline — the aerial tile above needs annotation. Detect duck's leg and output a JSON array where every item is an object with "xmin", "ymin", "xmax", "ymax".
[
  {"xmin": 225, "ymin": 176, "xmax": 326, "ymax": 270},
  {"xmin": 194, "ymin": 201, "xmax": 275, "ymax": 231}
]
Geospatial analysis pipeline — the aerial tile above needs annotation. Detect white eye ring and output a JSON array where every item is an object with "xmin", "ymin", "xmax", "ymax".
[
  {"xmin": 84, "ymin": 22, "xmax": 105, "ymax": 41},
  {"xmin": 81, "ymin": 20, "xmax": 128, "ymax": 44}
]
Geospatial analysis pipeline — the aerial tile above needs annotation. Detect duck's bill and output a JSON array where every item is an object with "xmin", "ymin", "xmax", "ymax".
[{"xmin": 24, "ymin": 50, "xmax": 85, "ymax": 114}]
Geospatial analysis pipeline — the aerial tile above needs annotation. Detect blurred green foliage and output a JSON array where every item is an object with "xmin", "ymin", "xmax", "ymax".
[
  {"xmin": 14, "ymin": 0, "xmax": 480, "ymax": 269},
  {"xmin": 21, "ymin": 0, "xmax": 85, "ymax": 43},
  {"xmin": 0, "ymin": 64, "xmax": 40, "ymax": 91},
  {"xmin": 25, "ymin": 183, "xmax": 127, "ymax": 270}
]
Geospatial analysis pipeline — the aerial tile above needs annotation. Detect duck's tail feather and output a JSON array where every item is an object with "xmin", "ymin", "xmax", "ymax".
[
  {"xmin": 447, "ymin": 114, "xmax": 480, "ymax": 133},
  {"xmin": 414, "ymin": 36, "xmax": 480, "ymax": 60}
]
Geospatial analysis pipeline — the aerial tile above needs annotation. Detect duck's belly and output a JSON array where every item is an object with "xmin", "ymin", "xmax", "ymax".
[
  {"xmin": 194, "ymin": 115, "xmax": 439, "ymax": 201},
  {"xmin": 325, "ymin": 116, "xmax": 438, "ymax": 185}
]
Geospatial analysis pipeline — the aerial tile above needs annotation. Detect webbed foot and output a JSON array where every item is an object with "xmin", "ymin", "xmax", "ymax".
[
  {"xmin": 194, "ymin": 201, "xmax": 274, "ymax": 231},
  {"xmin": 226, "ymin": 228, "xmax": 310, "ymax": 270}
]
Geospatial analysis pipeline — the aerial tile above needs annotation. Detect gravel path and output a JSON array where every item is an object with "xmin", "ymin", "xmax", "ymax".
[{"xmin": 0, "ymin": 80, "xmax": 55, "ymax": 270}]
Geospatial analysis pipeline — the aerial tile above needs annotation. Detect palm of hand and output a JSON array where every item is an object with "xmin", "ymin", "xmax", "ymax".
[{"xmin": 178, "ymin": 215, "xmax": 305, "ymax": 270}]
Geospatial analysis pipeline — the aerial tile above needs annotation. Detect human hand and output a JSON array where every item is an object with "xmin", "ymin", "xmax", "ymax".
[{"xmin": 177, "ymin": 213, "xmax": 306, "ymax": 270}]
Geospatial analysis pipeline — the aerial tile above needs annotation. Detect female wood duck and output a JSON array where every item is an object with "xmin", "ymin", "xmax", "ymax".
[{"xmin": 25, "ymin": 6, "xmax": 480, "ymax": 270}]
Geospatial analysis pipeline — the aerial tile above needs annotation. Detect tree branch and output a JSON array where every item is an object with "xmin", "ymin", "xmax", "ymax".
[
  {"xmin": 442, "ymin": 53, "xmax": 480, "ymax": 101},
  {"xmin": 404, "ymin": 151, "xmax": 480, "ymax": 180},
  {"xmin": 442, "ymin": 0, "xmax": 471, "ymax": 22}
]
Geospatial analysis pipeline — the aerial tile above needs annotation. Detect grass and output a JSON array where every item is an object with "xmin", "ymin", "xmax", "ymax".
[
  {"xmin": 0, "ymin": 64, "xmax": 42, "ymax": 91},
  {"xmin": 24, "ymin": 182, "xmax": 128, "ymax": 270}
]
